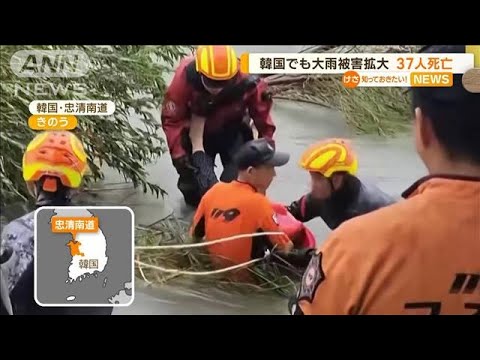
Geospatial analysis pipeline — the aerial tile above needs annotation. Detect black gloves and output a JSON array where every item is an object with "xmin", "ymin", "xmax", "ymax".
[
  {"xmin": 191, "ymin": 151, "xmax": 218, "ymax": 197},
  {"xmin": 172, "ymin": 155, "xmax": 196, "ymax": 176}
]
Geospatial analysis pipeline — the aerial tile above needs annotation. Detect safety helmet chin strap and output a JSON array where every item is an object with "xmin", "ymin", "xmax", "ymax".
[
  {"xmin": 34, "ymin": 177, "xmax": 72, "ymax": 208},
  {"xmin": 328, "ymin": 177, "xmax": 336, "ymax": 193}
]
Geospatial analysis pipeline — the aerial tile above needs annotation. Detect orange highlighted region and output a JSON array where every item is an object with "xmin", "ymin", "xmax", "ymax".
[
  {"xmin": 342, "ymin": 71, "xmax": 360, "ymax": 88},
  {"xmin": 28, "ymin": 115, "xmax": 77, "ymax": 131},
  {"xmin": 410, "ymin": 72, "xmax": 453, "ymax": 87},
  {"xmin": 67, "ymin": 240, "xmax": 84, "ymax": 257},
  {"xmin": 55, "ymin": 217, "xmax": 98, "ymax": 258},
  {"xmin": 52, "ymin": 216, "xmax": 99, "ymax": 234}
]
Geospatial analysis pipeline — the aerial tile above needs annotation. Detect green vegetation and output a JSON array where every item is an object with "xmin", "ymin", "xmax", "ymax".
[
  {"xmin": 0, "ymin": 45, "xmax": 191, "ymax": 208},
  {"xmin": 135, "ymin": 217, "xmax": 302, "ymax": 297},
  {"xmin": 1, "ymin": 45, "xmax": 421, "ymax": 295},
  {"xmin": 269, "ymin": 45, "xmax": 422, "ymax": 135}
]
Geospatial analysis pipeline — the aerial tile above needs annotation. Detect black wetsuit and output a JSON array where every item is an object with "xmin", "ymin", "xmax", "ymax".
[{"xmin": 287, "ymin": 176, "xmax": 396, "ymax": 229}]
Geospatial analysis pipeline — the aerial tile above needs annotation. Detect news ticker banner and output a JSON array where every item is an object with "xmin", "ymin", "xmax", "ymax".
[{"xmin": 240, "ymin": 53, "xmax": 478, "ymax": 88}]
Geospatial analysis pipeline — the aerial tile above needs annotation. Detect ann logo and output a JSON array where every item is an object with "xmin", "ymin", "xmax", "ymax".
[
  {"xmin": 10, "ymin": 50, "xmax": 90, "ymax": 78},
  {"xmin": 210, "ymin": 208, "xmax": 240, "ymax": 222}
]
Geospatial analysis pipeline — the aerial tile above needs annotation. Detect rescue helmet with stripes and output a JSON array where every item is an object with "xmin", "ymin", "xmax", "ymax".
[
  {"xmin": 195, "ymin": 45, "xmax": 239, "ymax": 82},
  {"xmin": 22, "ymin": 131, "xmax": 88, "ymax": 193},
  {"xmin": 299, "ymin": 138, "xmax": 358, "ymax": 178}
]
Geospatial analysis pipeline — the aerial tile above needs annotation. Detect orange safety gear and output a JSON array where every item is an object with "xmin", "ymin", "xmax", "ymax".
[
  {"xmin": 292, "ymin": 176, "xmax": 480, "ymax": 315},
  {"xmin": 190, "ymin": 181, "xmax": 293, "ymax": 275}
]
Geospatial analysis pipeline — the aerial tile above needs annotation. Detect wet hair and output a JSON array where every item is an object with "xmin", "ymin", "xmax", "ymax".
[{"xmin": 411, "ymin": 45, "xmax": 480, "ymax": 165}]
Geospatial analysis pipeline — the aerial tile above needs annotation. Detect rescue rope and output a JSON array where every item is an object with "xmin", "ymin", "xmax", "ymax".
[
  {"xmin": 134, "ymin": 231, "xmax": 286, "ymax": 250},
  {"xmin": 135, "ymin": 257, "xmax": 266, "ymax": 276}
]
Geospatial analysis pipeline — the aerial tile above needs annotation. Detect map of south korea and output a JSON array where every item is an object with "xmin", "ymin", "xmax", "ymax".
[
  {"xmin": 35, "ymin": 206, "xmax": 134, "ymax": 307},
  {"xmin": 52, "ymin": 208, "xmax": 108, "ymax": 283}
]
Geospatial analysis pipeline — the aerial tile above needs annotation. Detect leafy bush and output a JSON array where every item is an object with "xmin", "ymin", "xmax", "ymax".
[{"xmin": 0, "ymin": 45, "xmax": 192, "ymax": 208}]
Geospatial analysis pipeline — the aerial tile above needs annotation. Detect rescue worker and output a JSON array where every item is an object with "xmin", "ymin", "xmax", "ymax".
[
  {"xmin": 1, "ymin": 130, "xmax": 113, "ymax": 315},
  {"xmin": 287, "ymin": 138, "xmax": 395, "ymax": 230},
  {"xmin": 290, "ymin": 45, "xmax": 480, "ymax": 315},
  {"xmin": 190, "ymin": 138, "xmax": 298, "ymax": 280},
  {"xmin": 161, "ymin": 45, "xmax": 277, "ymax": 207}
]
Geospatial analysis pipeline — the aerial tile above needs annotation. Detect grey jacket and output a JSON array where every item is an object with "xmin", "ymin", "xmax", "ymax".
[{"xmin": 1, "ymin": 211, "xmax": 35, "ymax": 293}]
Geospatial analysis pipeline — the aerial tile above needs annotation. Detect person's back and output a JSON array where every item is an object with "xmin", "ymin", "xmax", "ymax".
[
  {"xmin": 373, "ymin": 176, "xmax": 479, "ymax": 315},
  {"xmin": 298, "ymin": 176, "xmax": 479, "ymax": 315},
  {"xmin": 192, "ymin": 181, "xmax": 291, "ymax": 269}
]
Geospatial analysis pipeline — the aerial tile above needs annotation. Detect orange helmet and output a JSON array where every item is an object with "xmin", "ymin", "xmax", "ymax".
[
  {"xmin": 195, "ymin": 45, "xmax": 239, "ymax": 81},
  {"xmin": 299, "ymin": 138, "xmax": 358, "ymax": 178},
  {"xmin": 22, "ymin": 131, "xmax": 88, "ymax": 192}
]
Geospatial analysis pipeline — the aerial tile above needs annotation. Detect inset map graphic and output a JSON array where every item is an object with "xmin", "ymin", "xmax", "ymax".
[{"xmin": 34, "ymin": 206, "xmax": 134, "ymax": 307}]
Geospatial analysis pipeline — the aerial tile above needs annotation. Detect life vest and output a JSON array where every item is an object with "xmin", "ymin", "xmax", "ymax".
[{"xmin": 270, "ymin": 202, "xmax": 316, "ymax": 249}]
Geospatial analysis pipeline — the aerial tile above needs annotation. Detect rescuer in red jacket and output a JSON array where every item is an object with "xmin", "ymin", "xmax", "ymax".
[{"xmin": 160, "ymin": 45, "xmax": 277, "ymax": 207}]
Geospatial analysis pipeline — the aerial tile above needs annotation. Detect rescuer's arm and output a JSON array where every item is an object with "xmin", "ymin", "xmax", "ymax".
[
  {"xmin": 246, "ymin": 79, "xmax": 276, "ymax": 143},
  {"xmin": 160, "ymin": 63, "xmax": 193, "ymax": 160},
  {"xmin": 287, "ymin": 193, "xmax": 329, "ymax": 223},
  {"xmin": 189, "ymin": 114, "xmax": 205, "ymax": 153}
]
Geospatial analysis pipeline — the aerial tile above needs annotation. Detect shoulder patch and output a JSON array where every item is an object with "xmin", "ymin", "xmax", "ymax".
[
  {"xmin": 297, "ymin": 251, "xmax": 325, "ymax": 303},
  {"xmin": 163, "ymin": 101, "xmax": 176, "ymax": 114}
]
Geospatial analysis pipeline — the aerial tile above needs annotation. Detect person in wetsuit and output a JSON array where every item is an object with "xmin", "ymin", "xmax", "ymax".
[
  {"xmin": 160, "ymin": 45, "xmax": 277, "ymax": 207},
  {"xmin": 1, "ymin": 131, "xmax": 113, "ymax": 315},
  {"xmin": 287, "ymin": 138, "xmax": 395, "ymax": 230}
]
